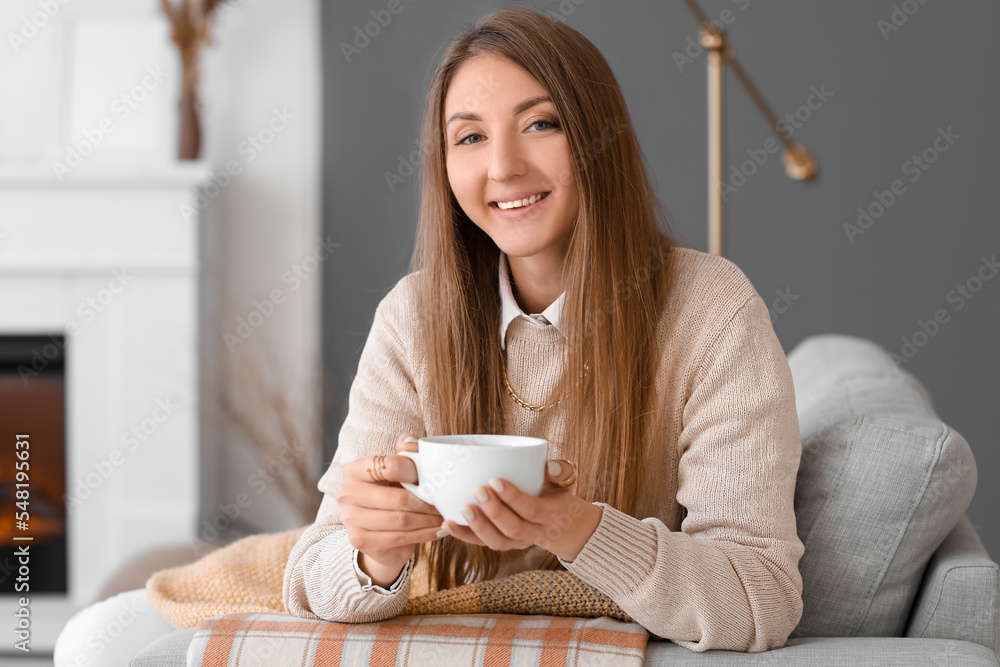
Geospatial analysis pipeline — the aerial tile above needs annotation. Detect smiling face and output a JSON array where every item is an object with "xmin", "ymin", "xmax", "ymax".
[{"xmin": 443, "ymin": 54, "xmax": 580, "ymax": 269}]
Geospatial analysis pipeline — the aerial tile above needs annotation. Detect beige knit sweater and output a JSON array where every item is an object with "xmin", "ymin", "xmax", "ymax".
[{"xmin": 282, "ymin": 246, "xmax": 805, "ymax": 653}]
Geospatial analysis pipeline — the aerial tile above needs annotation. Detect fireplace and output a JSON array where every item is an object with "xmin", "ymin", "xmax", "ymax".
[
  {"xmin": 0, "ymin": 335, "xmax": 69, "ymax": 595},
  {"xmin": 0, "ymin": 162, "xmax": 209, "ymax": 653}
]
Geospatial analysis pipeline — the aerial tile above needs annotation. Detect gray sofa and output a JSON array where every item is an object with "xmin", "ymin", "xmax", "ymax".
[{"xmin": 131, "ymin": 334, "xmax": 998, "ymax": 666}]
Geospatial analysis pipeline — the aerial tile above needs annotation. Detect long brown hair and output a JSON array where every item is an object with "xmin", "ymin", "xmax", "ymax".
[{"xmin": 410, "ymin": 4, "xmax": 683, "ymax": 593}]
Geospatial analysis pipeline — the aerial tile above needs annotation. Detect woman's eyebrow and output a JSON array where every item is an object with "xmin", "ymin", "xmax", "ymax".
[{"xmin": 446, "ymin": 95, "xmax": 553, "ymax": 126}]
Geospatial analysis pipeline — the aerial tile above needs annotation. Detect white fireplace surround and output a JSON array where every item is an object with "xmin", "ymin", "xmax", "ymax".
[{"xmin": 0, "ymin": 162, "xmax": 210, "ymax": 652}]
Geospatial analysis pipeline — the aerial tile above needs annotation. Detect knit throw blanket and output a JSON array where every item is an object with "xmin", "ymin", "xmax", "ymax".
[{"xmin": 146, "ymin": 527, "xmax": 634, "ymax": 629}]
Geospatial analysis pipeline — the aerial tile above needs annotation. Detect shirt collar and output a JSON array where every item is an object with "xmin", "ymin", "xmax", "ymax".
[{"xmin": 498, "ymin": 252, "xmax": 566, "ymax": 350}]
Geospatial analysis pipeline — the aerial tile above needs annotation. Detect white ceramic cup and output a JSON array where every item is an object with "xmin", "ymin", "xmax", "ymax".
[{"xmin": 399, "ymin": 434, "xmax": 548, "ymax": 526}]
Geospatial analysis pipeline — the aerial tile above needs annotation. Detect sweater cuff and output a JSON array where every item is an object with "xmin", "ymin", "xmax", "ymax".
[
  {"xmin": 300, "ymin": 529, "xmax": 414, "ymax": 622},
  {"xmin": 557, "ymin": 502, "xmax": 658, "ymax": 600}
]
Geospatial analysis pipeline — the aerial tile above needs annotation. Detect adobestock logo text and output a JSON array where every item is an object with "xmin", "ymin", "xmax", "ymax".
[
  {"xmin": 8, "ymin": 0, "xmax": 73, "ymax": 55},
  {"xmin": 51, "ymin": 66, "xmax": 168, "ymax": 181}
]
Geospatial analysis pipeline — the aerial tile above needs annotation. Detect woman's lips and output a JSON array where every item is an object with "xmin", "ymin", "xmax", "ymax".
[{"xmin": 489, "ymin": 191, "xmax": 551, "ymax": 219}]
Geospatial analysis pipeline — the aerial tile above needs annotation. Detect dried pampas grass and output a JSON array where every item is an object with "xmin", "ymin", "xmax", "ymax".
[{"xmin": 202, "ymin": 289, "xmax": 337, "ymax": 528}]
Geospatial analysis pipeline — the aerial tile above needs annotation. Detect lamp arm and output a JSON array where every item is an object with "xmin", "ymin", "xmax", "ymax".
[{"xmin": 682, "ymin": 0, "xmax": 817, "ymax": 182}]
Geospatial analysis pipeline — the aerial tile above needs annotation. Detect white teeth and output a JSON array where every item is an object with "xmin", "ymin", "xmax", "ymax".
[{"xmin": 497, "ymin": 192, "xmax": 545, "ymax": 210}]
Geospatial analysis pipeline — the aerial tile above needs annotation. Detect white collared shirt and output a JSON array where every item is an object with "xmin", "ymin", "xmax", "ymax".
[
  {"xmin": 352, "ymin": 251, "xmax": 568, "ymax": 594},
  {"xmin": 498, "ymin": 251, "xmax": 567, "ymax": 349}
]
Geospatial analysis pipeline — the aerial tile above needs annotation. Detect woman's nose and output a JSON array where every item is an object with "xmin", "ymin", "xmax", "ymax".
[{"xmin": 487, "ymin": 135, "xmax": 527, "ymax": 182}]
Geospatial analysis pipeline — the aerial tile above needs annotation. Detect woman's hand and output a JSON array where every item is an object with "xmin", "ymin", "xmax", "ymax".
[
  {"xmin": 338, "ymin": 434, "xmax": 445, "ymax": 584},
  {"xmin": 441, "ymin": 460, "xmax": 604, "ymax": 563}
]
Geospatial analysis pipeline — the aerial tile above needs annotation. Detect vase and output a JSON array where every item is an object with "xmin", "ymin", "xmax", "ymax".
[{"xmin": 178, "ymin": 86, "xmax": 201, "ymax": 160}]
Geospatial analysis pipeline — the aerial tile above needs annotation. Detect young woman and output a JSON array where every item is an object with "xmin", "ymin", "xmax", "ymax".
[{"xmin": 283, "ymin": 5, "xmax": 805, "ymax": 653}]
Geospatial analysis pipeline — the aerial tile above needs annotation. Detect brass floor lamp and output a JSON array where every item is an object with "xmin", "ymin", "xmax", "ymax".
[{"xmin": 682, "ymin": 0, "xmax": 818, "ymax": 257}]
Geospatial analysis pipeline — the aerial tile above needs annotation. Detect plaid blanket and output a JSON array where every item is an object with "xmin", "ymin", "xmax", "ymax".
[{"xmin": 187, "ymin": 611, "xmax": 649, "ymax": 666}]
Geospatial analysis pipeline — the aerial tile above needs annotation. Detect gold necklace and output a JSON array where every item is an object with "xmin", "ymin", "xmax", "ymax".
[
  {"xmin": 501, "ymin": 347, "xmax": 588, "ymax": 412},
  {"xmin": 503, "ymin": 275, "xmax": 588, "ymax": 411}
]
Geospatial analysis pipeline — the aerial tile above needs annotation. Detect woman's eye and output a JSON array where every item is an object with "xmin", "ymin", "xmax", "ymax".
[
  {"xmin": 456, "ymin": 133, "xmax": 484, "ymax": 146},
  {"xmin": 530, "ymin": 119, "xmax": 560, "ymax": 132},
  {"xmin": 454, "ymin": 120, "xmax": 559, "ymax": 145}
]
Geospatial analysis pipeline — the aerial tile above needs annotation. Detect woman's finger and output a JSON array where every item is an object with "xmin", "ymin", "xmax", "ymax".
[
  {"xmin": 396, "ymin": 434, "xmax": 420, "ymax": 452},
  {"xmin": 544, "ymin": 459, "xmax": 577, "ymax": 489},
  {"xmin": 361, "ymin": 452, "xmax": 420, "ymax": 486},
  {"xmin": 345, "ymin": 506, "xmax": 443, "ymax": 532},
  {"xmin": 351, "ymin": 524, "xmax": 447, "ymax": 551},
  {"xmin": 457, "ymin": 503, "xmax": 523, "ymax": 551},
  {"xmin": 471, "ymin": 483, "xmax": 537, "ymax": 542},
  {"xmin": 478, "ymin": 477, "xmax": 551, "ymax": 525},
  {"xmin": 440, "ymin": 521, "xmax": 484, "ymax": 546},
  {"xmin": 346, "ymin": 481, "xmax": 439, "ymax": 515}
]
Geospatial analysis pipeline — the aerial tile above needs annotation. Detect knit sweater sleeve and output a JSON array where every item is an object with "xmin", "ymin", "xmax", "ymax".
[
  {"xmin": 557, "ymin": 291, "xmax": 805, "ymax": 653},
  {"xmin": 282, "ymin": 278, "xmax": 425, "ymax": 622}
]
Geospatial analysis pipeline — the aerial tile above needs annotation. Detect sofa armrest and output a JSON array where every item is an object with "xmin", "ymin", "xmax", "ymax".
[{"xmin": 905, "ymin": 514, "xmax": 999, "ymax": 656}]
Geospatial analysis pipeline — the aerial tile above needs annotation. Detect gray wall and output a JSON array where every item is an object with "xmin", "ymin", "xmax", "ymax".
[{"xmin": 320, "ymin": 1, "xmax": 999, "ymax": 556}]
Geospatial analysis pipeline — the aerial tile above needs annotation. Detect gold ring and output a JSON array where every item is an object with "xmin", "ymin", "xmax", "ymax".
[
  {"xmin": 368, "ymin": 454, "xmax": 387, "ymax": 483},
  {"xmin": 556, "ymin": 460, "xmax": 578, "ymax": 488}
]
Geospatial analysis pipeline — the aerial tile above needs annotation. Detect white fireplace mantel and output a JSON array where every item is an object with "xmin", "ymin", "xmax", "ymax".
[{"xmin": 0, "ymin": 160, "xmax": 211, "ymax": 652}]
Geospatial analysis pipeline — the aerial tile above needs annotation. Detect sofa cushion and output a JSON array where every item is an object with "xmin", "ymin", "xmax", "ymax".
[
  {"xmin": 790, "ymin": 414, "xmax": 977, "ymax": 638},
  {"xmin": 785, "ymin": 334, "xmax": 978, "ymax": 637},
  {"xmin": 644, "ymin": 636, "xmax": 1000, "ymax": 666},
  {"xmin": 787, "ymin": 334, "xmax": 938, "ymax": 441},
  {"xmin": 129, "ymin": 628, "xmax": 196, "ymax": 667}
]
